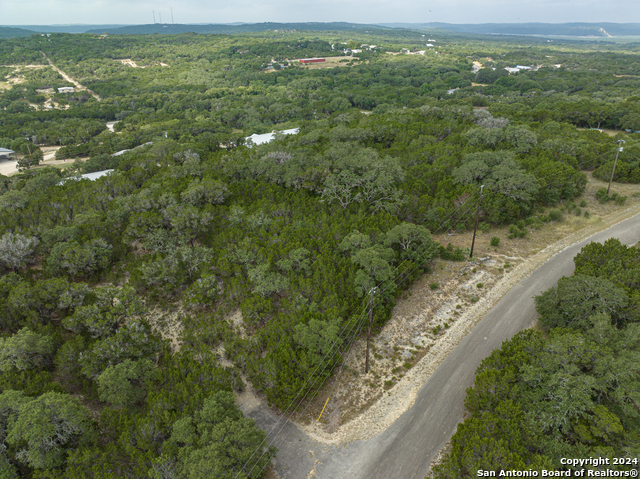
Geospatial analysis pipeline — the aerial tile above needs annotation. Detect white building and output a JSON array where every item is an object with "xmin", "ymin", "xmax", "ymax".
[
  {"xmin": 245, "ymin": 128, "xmax": 300, "ymax": 147},
  {"xmin": 58, "ymin": 87, "xmax": 75, "ymax": 93},
  {"xmin": 58, "ymin": 169, "xmax": 114, "ymax": 185}
]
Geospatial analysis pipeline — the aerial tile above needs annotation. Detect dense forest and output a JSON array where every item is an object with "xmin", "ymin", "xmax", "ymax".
[{"xmin": 0, "ymin": 27, "xmax": 639, "ymax": 478}]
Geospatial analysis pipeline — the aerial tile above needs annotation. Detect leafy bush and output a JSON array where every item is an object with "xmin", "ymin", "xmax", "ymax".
[
  {"xmin": 508, "ymin": 224, "xmax": 526, "ymax": 239},
  {"xmin": 548, "ymin": 209, "xmax": 564, "ymax": 222},
  {"xmin": 490, "ymin": 236, "xmax": 500, "ymax": 247}
]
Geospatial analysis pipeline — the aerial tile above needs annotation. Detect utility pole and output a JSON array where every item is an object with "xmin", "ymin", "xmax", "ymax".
[
  {"xmin": 365, "ymin": 287, "xmax": 376, "ymax": 374},
  {"xmin": 607, "ymin": 139, "xmax": 625, "ymax": 195},
  {"xmin": 469, "ymin": 185, "xmax": 484, "ymax": 259}
]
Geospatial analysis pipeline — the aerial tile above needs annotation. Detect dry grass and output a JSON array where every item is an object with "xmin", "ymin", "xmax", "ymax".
[{"xmin": 294, "ymin": 56, "xmax": 365, "ymax": 70}]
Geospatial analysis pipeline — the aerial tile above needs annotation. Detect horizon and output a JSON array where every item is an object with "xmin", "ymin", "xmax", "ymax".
[
  {"xmin": 2, "ymin": 0, "xmax": 638, "ymax": 26},
  {"xmin": 3, "ymin": 21, "xmax": 640, "ymax": 27}
]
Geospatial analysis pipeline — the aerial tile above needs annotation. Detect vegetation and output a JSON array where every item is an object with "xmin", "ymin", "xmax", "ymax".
[
  {"xmin": 1, "ymin": 27, "xmax": 640, "ymax": 477},
  {"xmin": 432, "ymin": 239, "xmax": 640, "ymax": 477}
]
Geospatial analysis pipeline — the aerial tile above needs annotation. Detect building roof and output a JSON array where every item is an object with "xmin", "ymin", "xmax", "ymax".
[
  {"xmin": 58, "ymin": 169, "xmax": 114, "ymax": 185},
  {"xmin": 245, "ymin": 128, "xmax": 300, "ymax": 147},
  {"xmin": 0, "ymin": 148, "xmax": 15, "ymax": 155}
]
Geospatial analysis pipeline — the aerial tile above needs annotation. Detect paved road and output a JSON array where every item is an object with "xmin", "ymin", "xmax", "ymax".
[{"xmin": 245, "ymin": 212, "xmax": 640, "ymax": 479}]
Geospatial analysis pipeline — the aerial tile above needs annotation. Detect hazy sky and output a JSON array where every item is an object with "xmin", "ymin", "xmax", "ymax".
[{"xmin": 2, "ymin": 0, "xmax": 639, "ymax": 26}]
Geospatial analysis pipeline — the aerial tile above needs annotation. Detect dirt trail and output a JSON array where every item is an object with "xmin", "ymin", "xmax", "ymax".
[{"xmin": 40, "ymin": 52, "xmax": 101, "ymax": 101}]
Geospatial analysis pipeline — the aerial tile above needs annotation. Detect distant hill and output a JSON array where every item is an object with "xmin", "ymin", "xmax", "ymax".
[
  {"xmin": 85, "ymin": 22, "xmax": 388, "ymax": 35},
  {"xmin": 379, "ymin": 22, "xmax": 640, "ymax": 37},
  {"xmin": 5, "ymin": 22, "xmax": 640, "ymax": 38},
  {"xmin": 11, "ymin": 25, "xmax": 128, "ymax": 34},
  {"xmin": 0, "ymin": 26, "xmax": 38, "ymax": 38}
]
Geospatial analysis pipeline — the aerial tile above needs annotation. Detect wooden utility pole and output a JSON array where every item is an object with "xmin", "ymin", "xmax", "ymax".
[
  {"xmin": 365, "ymin": 287, "xmax": 376, "ymax": 374},
  {"xmin": 469, "ymin": 185, "xmax": 484, "ymax": 259},
  {"xmin": 607, "ymin": 139, "xmax": 625, "ymax": 195}
]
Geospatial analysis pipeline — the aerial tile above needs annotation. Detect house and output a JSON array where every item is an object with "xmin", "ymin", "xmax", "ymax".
[
  {"xmin": 447, "ymin": 88, "xmax": 460, "ymax": 95},
  {"xmin": 57, "ymin": 169, "xmax": 114, "ymax": 185},
  {"xmin": 0, "ymin": 148, "xmax": 15, "ymax": 159},
  {"xmin": 245, "ymin": 128, "xmax": 300, "ymax": 147},
  {"xmin": 58, "ymin": 87, "xmax": 75, "ymax": 93},
  {"xmin": 299, "ymin": 58, "xmax": 325, "ymax": 64},
  {"xmin": 505, "ymin": 65, "xmax": 534, "ymax": 74}
]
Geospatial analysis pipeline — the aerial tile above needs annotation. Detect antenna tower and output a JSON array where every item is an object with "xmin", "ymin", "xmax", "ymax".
[
  {"xmin": 159, "ymin": 12, "xmax": 162, "ymax": 24},
  {"xmin": 153, "ymin": 10, "xmax": 156, "ymax": 23},
  {"xmin": 171, "ymin": 7, "xmax": 174, "ymax": 24}
]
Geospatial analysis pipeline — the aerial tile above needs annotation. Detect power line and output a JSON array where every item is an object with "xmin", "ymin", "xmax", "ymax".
[
  {"xmin": 236, "ymin": 192, "xmax": 482, "ymax": 478},
  {"xmin": 238, "ymin": 142, "xmax": 632, "ymax": 477}
]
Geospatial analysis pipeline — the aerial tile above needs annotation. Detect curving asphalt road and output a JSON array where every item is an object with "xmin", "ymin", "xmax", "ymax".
[{"xmin": 244, "ymin": 211, "xmax": 640, "ymax": 479}]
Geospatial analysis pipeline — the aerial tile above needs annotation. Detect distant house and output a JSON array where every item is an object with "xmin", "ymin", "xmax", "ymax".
[
  {"xmin": 505, "ymin": 65, "xmax": 533, "ymax": 74},
  {"xmin": 57, "ymin": 169, "xmax": 114, "ymax": 185},
  {"xmin": 245, "ymin": 128, "xmax": 300, "ymax": 147},
  {"xmin": 58, "ymin": 87, "xmax": 75, "ymax": 93},
  {"xmin": 0, "ymin": 148, "xmax": 15, "ymax": 159},
  {"xmin": 447, "ymin": 88, "xmax": 460, "ymax": 95},
  {"xmin": 299, "ymin": 58, "xmax": 325, "ymax": 64}
]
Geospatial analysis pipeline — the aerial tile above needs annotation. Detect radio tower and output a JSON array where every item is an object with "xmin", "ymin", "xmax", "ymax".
[
  {"xmin": 159, "ymin": 12, "xmax": 162, "ymax": 24},
  {"xmin": 153, "ymin": 10, "xmax": 156, "ymax": 23},
  {"xmin": 171, "ymin": 7, "xmax": 174, "ymax": 24}
]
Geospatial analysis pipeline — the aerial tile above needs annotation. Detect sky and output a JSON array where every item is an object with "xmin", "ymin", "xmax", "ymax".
[{"xmin": 2, "ymin": 0, "xmax": 639, "ymax": 26}]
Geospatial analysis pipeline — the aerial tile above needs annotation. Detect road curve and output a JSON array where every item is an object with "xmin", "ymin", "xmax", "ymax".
[{"xmin": 246, "ymin": 211, "xmax": 640, "ymax": 479}]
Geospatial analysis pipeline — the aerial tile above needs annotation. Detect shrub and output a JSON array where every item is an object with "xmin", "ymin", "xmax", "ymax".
[
  {"xmin": 477, "ymin": 283, "xmax": 484, "ymax": 288},
  {"xmin": 440, "ymin": 243, "xmax": 466, "ymax": 261},
  {"xmin": 490, "ymin": 236, "xmax": 500, "ymax": 247},
  {"xmin": 430, "ymin": 283, "xmax": 440, "ymax": 290},
  {"xmin": 584, "ymin": 211, "xmax": 591, "ymax": 219},
  {"xmin": 611, "ymin": 192, "xmax": 627, "ymax": 205},
  {"xmin": 579, "ymin": 200, "xmax": 587, "ymax": 207},
  {"xmin": 470, "ymin": 296, "xmax": 478, "ymax": 303},
  {"xmin": 548, "ymin": 209, "xmax": 564, "ymax": 222},
  {"xmin": 595, "ymin": 187, "xmax": 609, "ymax": 204},
  {"xmin": 508, "ymin": 224, "xmax": 526, "ymax": 239}
]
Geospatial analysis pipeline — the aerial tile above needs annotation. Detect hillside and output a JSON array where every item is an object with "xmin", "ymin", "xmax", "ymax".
[
  {"xmin": 85, "ymin": 22, "xmax": 390, "ymax": 35},
  {"xmin": 0, "ymin": 26, "xmax": 37, "ymax": 38}
]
